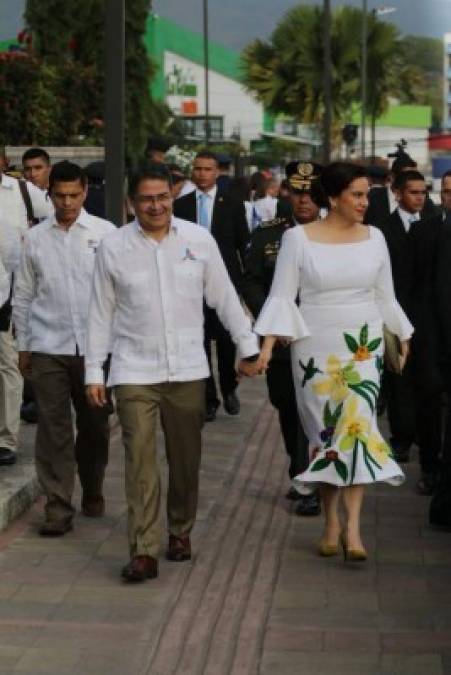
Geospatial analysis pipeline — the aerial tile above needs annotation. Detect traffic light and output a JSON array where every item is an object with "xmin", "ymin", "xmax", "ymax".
[{"xmin": 342, "ymin": 124, "xmax": 358, "ymax": 146}]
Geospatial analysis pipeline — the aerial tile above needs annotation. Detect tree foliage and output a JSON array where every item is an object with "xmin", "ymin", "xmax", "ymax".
[
  {"xmin": 0, "ymin": 0, "xmax": 168, "ymax": 158},
  {"xmin": 242, "ymin": 5, "xmax": 444, "ymax": 133},
  {"xmin": 241, "ymin": 5, "xmax": 399, "ymax": 132},
  {"xmin": 390, "ymin": 35, "xmax": 443, "ymax": 127}
]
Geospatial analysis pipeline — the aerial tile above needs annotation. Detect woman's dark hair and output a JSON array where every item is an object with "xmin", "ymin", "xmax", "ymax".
[
  {"xmin": 128, "ymin": 161, "xmax": 173, "ymax": 198},
  {"xmin": 48, "ymin": 161, "xmax": 87, "ymax": 193},
  {"xmin": 320, "ymin": 162, "xmax": 368, "ymax": 198}
]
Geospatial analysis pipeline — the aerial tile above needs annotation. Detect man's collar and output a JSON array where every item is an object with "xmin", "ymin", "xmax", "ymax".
[
  {"xmin": 134, "ymin": 215, "xmax": 178, "ymax": 238},
  {"xmin": 196, "ymin": 185, "xmax": 217, "ymax": 199},
  {"xmin": 50, "ymin": 207, "xmax": 92, "ymax": 230},
  {"xmin": 397, "ymin": 205, "xmax": 419, "ymax": 223}
]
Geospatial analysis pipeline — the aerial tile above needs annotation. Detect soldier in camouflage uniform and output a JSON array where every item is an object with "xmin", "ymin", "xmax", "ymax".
[{"xmin": 242, "ymin": 163, "xmax": 327, "ymax": 516}]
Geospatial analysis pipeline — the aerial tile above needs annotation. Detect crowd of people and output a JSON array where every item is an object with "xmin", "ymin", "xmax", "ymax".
[{"xmin": 0, "ymin": 139, "xmax": 450, "ymax": 581}]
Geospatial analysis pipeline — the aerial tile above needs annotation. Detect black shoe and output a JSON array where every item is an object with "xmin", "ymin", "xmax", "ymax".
[
  {"xmin": 416, "ymin": 471, "xmax": 438, "ymax": 496},
  {"xmin": 205, "ymin": 402, "xmax": 219, "ymax": 422},
  {"xmin": 295, "ymin": 492, "xmax": 321, "ymax": 517},
  {"xmin": 392, "ymin": 446, "xmax": 410, "ymax": 463},
  {"xmin": 39, "ymin": 519, "xmax": 73, "ymax": 536},
  {"xmin": 0, "ymin": 448, "xmax": 16, "ymax": 466},
  {"xmin": 20, "ymin": 401, "xmax": 38, "ymax": 424},
  {"xmin": 286, "ymin": 486, "xmax": 303, "ymax": 501},
  {"xmin": 223, "ymin": 392, "xmax": 240, "ymax": 416}
]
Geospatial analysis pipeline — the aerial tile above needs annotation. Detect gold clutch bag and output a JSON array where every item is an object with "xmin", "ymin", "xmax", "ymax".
[{"xmin": 383, "ymin": 325, "xmax": 402, "ymax": 374}]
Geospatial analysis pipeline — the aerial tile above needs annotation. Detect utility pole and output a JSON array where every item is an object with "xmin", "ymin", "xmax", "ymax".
[
  {"xmin": 323, "ymin": 0, "xmax": 332, "ymax": 164},
  {"xmin": 203, "ymin": 0, "xmax": 210, "ymax": 144},
  {"xmin": 105, "ymin": 0, "xmax": 125, "ymax": 225},
  {"xmin": 361, "ymin": 0, "xmax": 368, "ymax": 159}
]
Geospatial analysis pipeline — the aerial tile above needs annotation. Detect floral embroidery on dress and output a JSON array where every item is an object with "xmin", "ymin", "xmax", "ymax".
[
  {"xmin": 313, "ymin": 355, "xmax": 359, "ymax": 402},
  {"xmin": 333, "ymin": 396, "xmax": 384, "ymax": 483},
  {"xmin": 311, "ymin": 448, "xmax": 348, "ymax": 483},
  {"xmin": 320, "ymin": 400, "xmax": 343, "ymax": 448},
  {"xmin": 299, "ymin": 357, "xmax": 323, "ymax": 387},
  {"xmin": 344, "ymin": 323, "xmax": 382, "ymax": 360}
]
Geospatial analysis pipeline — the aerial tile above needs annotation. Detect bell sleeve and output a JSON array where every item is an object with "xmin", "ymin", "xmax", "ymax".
[
  {"xmin": 374, "ymin": 228, "xmax": 414, "ymax": 341},
  {"xmin": 253, "ymin": 228, "xmax": 310, "ymax": 340}
]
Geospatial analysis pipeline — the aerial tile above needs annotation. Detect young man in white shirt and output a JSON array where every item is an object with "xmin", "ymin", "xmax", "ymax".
[
  {"xmin": 86, "ymin": 163, "xmax": 259, "ymax": 582},
  {"xmin": 0, "ymin": 148, "xmax": 52, "ymax": 466},
  {"xmin": 13, "ymin": 161, "xmax": 115, "ymax": 535},
  {"xmin": 22, "ymin": 147, "xmax": 51, "ymax": 191}
]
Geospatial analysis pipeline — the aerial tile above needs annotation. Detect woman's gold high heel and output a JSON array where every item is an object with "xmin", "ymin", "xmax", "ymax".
[
  {"xmin": 340, "ymin": 533, "xmax": 367, "ymax": 562},
  {"xmin": 317, "ymin": 540, "xmax": 339, "ymax": 557}
]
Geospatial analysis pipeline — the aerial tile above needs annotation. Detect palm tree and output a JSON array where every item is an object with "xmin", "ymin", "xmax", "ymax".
[{"xmin": 241, "ymin": 4, "xmax": 399, "ymax": 154}]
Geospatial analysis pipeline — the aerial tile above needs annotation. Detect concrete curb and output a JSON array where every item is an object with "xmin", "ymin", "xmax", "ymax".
[
  {"xmin": 0, "ymin": 422, "xmax": 40, "ymax": 532},
  {"xmin": 0, "ymin": 461, "xmax": 40, "ymax": 531}
]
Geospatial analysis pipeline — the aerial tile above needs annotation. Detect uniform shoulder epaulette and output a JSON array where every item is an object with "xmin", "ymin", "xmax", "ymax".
[
  {"xmin": 259, "ymin": 216, "xmax": 290, "ymax": 229},
  {"xmin": 4, "ymin": 170, "xmax": 22, "ymax": 180}
]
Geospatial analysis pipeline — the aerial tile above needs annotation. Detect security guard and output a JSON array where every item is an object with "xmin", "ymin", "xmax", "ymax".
[{"xmin": 242, "ymin": 163, "xmax": 327, "ymax": 516}]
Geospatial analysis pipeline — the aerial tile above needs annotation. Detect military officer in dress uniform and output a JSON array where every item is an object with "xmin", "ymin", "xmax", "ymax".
[{"xmin": 242, "ymin": 163, "xmax": 327, "ymax": 516}]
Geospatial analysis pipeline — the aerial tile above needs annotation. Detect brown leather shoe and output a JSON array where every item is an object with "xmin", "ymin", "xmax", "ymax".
[
  {"xmin": 82, "ymin": 495, "xmax": 105, "ymax": 518},
  {"xmin": 39, "ymin": 519, "xmax": 73, "ymax": 537},
  {"xmin": 166, "ymin": 534, "xmax": 191, "ymax": 562},
  {"xmin": 121, "ymin": 555, "xmax": 158, "ymax": 582}
]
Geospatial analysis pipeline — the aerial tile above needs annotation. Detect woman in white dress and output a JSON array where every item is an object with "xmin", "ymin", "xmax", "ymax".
[{"xmin": 253, "ymin": 163, "xmax": 413, "ymax": 561}]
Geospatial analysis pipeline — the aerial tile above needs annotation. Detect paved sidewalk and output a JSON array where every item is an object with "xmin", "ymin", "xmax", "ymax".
[{"xmin": 0, "ymin": 377, "xmax": 450, "ymax": 675}]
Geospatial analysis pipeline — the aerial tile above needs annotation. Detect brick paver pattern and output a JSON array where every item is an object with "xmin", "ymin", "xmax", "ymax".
[{"xmin": 0, "ymin": 378, "xmax": 450, "ymax": 675}]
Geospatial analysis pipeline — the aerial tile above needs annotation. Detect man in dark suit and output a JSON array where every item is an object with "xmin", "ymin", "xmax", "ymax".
[
  {"xmin": 174, "ymin": 150, "xmax": 249, "ymax": 421},
  {"xmin": 242, "ymin": 163, "xmax": 326, "ymax": 516},
  {"xmin": 365, "ymin": 153, "xmax": 437, "ymax": 227},
  {"xmin": 380, "ymin": 170, "xmax": 442, "ymax": 494}
]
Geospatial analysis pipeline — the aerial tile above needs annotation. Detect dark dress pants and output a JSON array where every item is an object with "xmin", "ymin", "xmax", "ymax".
[
  {"xmin": 266, "ymin": 358, "xmax": 309, "ymax": 479},
  {"xmin": 31, "ymin": 353, "xmax": 110, "ymax": 523},
  {"xmin": 386, "ymin": 359, "xmax": 442, "ymax": 473}
]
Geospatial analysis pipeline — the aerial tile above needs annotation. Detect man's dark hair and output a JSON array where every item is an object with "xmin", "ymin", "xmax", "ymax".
[
  {"xmin": 392, "ymin": 170, "xmax": 425, "ymax": 192},
  {"xmin": 167, "ymin": 163, "xmax": 185, "ymax": 184},
  {"xmin": 145, "ymin": 136, "xmax": 172, "ymax": 156},
  {"xmin": 442, "ymin": 170, "xmax": 451, "ymax": 183},
  {"xmin": 194, "ymin": 150, "xmax": 218, "ymax": 165},
  {"xmin": 320, "ymin": 162, "xmax": 368, "ymax": 198},
  {"xmin": 22, "ymin": 147, "xmax": 50, "ymax": 165},
  {"xmin": 48, "ymin": 161, "xmax": 87, "ymax": 192},
  {"xmin": 128, "ymin": 162, "xmax": 173, "ymax": 198},
  {"xmin": 391, "ymin": 153, "xmax": 417, "ymax": 177}
]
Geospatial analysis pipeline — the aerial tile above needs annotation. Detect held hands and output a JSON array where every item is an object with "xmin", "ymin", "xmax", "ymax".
[
  {"xmin": 236, "ymin": 348, "xmax": 273, "ymax": 378},
  {"xmin": 86, "ymin": 384, "xmax": 108, "ymax": 408}
]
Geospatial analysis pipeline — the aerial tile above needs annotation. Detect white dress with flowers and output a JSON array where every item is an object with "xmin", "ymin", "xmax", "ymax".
[{"xmin": 254, "ymin": 225, "xmax": 413, "ymax": 493}]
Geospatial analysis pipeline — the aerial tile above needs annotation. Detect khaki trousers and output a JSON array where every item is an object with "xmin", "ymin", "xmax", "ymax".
[
  {"xmin": 115, "ymin": 381, "xmax": 205, "ymax": 558},
  {"xmin": 31, "ymin": 353, "xmax": 110, "ymax": 523},
  {"xmin": 0, "ymin": 327, "xmax": 22, "ymax": 452}
]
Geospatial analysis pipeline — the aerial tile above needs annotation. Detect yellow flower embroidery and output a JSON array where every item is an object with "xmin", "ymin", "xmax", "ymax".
[
  {"xmin": 313, "ymin": 355, "xmax": 360, "ymax": 403},
  {"xmin": 335, "ymin": 395, "xmax": 370, "ymax": 451},
  {"xmin": 367, "ymin": 433, "xmax": 391, "ymax": 465}
]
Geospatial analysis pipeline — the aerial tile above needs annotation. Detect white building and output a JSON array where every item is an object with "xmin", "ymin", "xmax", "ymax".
[{"xmin": 145, "ymin": 14, "xmax": 264, "ymax": 146}]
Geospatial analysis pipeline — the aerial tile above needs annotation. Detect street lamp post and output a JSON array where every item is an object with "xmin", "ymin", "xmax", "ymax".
[
  {"xmin": 323, "ymin": 0, "xmax": 332, "ymax": 164},
  {"xmin": 203, "ymin": 0, "xmax": 210, "ymax": 144},
  {"xmin": 105, "ymin": 0, "xmax": 125, "ymax": 226},
  {"xmin": 362, "ymin": 4, "xmax": 396, "ymax": 161},
  {"xmin": 361, "ymin": 0, "xmax": 368, "ymax": 159}
]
